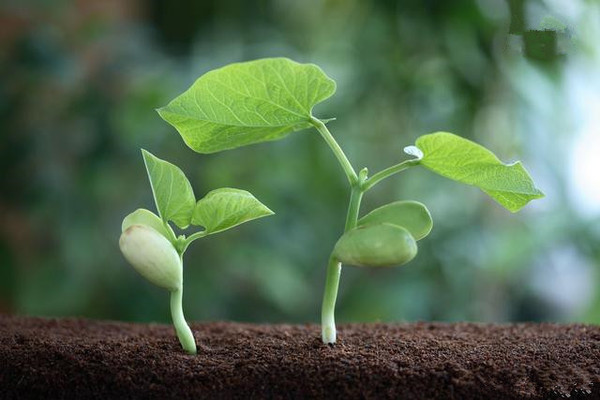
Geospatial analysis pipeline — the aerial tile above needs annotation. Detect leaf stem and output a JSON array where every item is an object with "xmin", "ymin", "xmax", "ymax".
[
  {"xmin": 180, "ymin": 231, "xmax": 207, "ymax": 253},
  {"xmin": 321, "ymin": 184, "xmax": 363, "ymax": 344},
  {"xmin": 170, "ymin": 284, "xmax": 197, "ymax": 354},
  {"xmin": 362, "ymin": 159, "xmax": 419, "ymax": 191},
  {"xmin": 310, "ymin": 117, "xmax": 358, "ymax": 185}
]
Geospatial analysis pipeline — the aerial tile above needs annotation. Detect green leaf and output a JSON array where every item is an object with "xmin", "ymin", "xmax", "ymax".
[
  {"xmin": 333, "ymin": 223, "xmax": 418, "ymax": 268},
  {"xmin": 414, "ymin": 132, "xmax": 544, "ymax": 212},
  {"xmin": 142, "ymin": 149, "xmax": 196, "ymax": 229},
  {"xmin": 121, "ymin": 208, "xmax": 176, "ymax": 242},
  {"xmin": 358, "ymin": 201, "xmax": 433, "ymax": 241},
  {"xmin": 157, "ymin": 58, "xmax": 336, "ymax": 154},
  {"xmin": 192, "ymin": 188, "xmax": 274, "ymax": 234}
]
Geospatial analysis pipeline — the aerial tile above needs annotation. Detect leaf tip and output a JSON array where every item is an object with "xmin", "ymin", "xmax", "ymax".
[
  {"xmin": 155, "ymin": 106, "xmax": 168, "ymax": 118},
  {"xmin": 155, "ymin": 106, "xmax": 176, "ymax": 125},
  {"xmin": 257, "ymin": 202, "xmax": 276, "ymax": 218},
  {"xmin": 140, "ymin": 148, "xmax": 156, "ymax": 168},
  {"xmin": 141, "ymin": 148, "xmax": 158, "ymax": 160}
]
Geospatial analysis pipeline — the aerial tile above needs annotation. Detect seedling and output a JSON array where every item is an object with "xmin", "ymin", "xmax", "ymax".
[
  {"xmin": 156, "ymin": 58, "xmax": 544, "ymax": 344},
  {"xmin": 119, "ymin": 149, "xmax": 273, "ymax": 354}
]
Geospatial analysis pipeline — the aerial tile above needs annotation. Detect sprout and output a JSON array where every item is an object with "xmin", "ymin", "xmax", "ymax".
[{"xmin": 119, "ymin": 150, "xmax": 273, "ymax": 354}]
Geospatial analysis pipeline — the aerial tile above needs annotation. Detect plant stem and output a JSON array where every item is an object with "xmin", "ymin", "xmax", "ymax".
[
  {"xmin": 180, "ymin": 230, "xmax": 207, "ymax": 253},
  {"xmin": 362, "ymin": 159, "xmax": 419, "ymax": 191},
  {"xmin": 170, "ymin": 285, "xmax": 197, "ymax": 354},
  {"xmin": 310, "ymin": 117, "xmax": 358, "ymax": 185},
  {"xmin": 321, "ymin": 184, "xmax": 363, "ymax": 344},
  {"xmin": 321, "ymin": 256, "xmax": 342, "ymax": 344},
  {"xmin": 344, "ymin": 185, "xmax": 363, "ymax": 231},
  {"xmin": 311, "ymin": 117, "xmax": 419, "ymax": 343},
  {"xmin": 310, "ymin": 117, "xmax": 364, "ymax": 344}
]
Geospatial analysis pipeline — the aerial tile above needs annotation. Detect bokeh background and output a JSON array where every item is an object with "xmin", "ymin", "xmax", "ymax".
[{"xmin": 1, "ymin": 0, "xmax": 599, "ymax": 326}]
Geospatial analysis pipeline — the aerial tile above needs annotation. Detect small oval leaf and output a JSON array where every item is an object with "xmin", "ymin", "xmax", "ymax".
[
  {"xmin": 121, "ymin": 208, "xmax": 175, "ymax": 242},
  {"xmin": 142, "ymin": 149, "xmax": 196, "ymax": 229},
  {"xmin": 333, "ymin": 223, "xmax": 417, "ymax": 268},
  {"xmin": 358, "ymin": 201, "xmax": 433, "ymax": 241},
  {"xmin": 192, "ymin": 188, "xmax": 274, "ymax": 234},
  {"xmin": 415, "ymin": 132, "xmax": 544, "ymax": 212},
  {"xmin": 119, "ymin": 225, "xmax": 182, "ymax": 291}
]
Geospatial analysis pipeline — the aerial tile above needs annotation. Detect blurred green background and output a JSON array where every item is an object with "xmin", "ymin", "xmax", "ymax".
[{"xmin": 1, "ymin": 0, "xmax": 599, "ymax": 326}]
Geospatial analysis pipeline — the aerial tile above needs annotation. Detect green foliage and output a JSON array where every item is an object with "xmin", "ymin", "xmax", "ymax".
[
  {"xmin": 120, "ymin": 150, "xmax": 273, "ymax": 354},
  {"xmin": 5, "ymin": 1, "xmax": 594, "ymax": 344},
  {"xmin": 157, "ymin": 58, "xmax": 336, "ymax": 154},
  {"xmin": 160, "ymin": 57, "xmax": 544, "ymax": 343},
  {"xmin": 193, "ymin": 188, "xmax": 274, "ymax": 234},
  {"xmin": 333, "ymin": 224, "xmax": 417, "ymax": 267},
  {"xmin": 414, "ymin": 132, "xmax": 545, "ymax": 212},
  {"xmin": 142, "ymin": 149, "xmax": 196, "ymax": 229},
  {"xmin": 357, "ymin": 201, "xmax": 432, "ymax": 241}
]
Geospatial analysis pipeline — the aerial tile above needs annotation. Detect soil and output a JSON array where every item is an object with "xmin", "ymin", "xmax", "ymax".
[{"xmin": 1, "ymin": 316, "xmax": 599, "ymax": 399}]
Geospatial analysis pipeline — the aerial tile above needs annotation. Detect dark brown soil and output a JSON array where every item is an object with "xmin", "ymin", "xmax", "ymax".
[{"xmin": 1, "ymin": 316, "xmax": 599, "ymax": 399}]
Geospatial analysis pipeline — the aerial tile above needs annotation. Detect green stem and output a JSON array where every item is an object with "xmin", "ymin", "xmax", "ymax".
[
  {"xmin": 310, "ymin": 117, "xmax": 358, "ymax": 185},
  {"xmin": 310, "ymin": 117, "xmax": 364, "ymax": 344},
  {"xmin": 321, "ymin": 256, "xmax": 342, "ymax": 344},
  {"xmin": 310, "ymin": 118, "xmax": 418, "ymax": 343},
  {"xmin": 170, "ymin": 285, "xmax": 197, "ymax": 354},
  {"xmin": 344, "ymin": 185, "xmax": 363, "ymax": 231},
  {"xmin": 362, "ymin": 159, "xmax": 419, "ymax": 192},
  {"xmin": 321, "ymin": 184, "xmax": 363, "ymax": 344},
  {"xmin": 180, "ymin": 230, "xmax": 207, "ymax": 253}
]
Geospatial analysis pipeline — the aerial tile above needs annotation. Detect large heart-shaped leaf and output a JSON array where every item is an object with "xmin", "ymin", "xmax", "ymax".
[
  {"xmin": 142, "ymin": 149, "xmax": 196, "ymax": 229},
  {"xmin": 333, "ymin": 223, "xmax": 417, "ymax": 268},
  {"xmin": 413, "ymin": 132, "xmax": 544, "ymax": 212},
  {"xmin": 157, "ymin": 58, "xmax": 336, "ymax": 154},
  {"xmin": 192, "ymin": 188, "xmax": 274, "ymax": 234},
  {"xmin": 358, "ymin": 201, "xmax": 433, "ymax": 241}
]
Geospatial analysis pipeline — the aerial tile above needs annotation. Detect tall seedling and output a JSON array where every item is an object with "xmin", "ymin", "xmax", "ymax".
[{"xmin": 158, "ymin": 58, "xmax": 544, "ymax": 344}]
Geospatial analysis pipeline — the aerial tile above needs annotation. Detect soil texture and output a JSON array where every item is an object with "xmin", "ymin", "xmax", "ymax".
[{"xmin": 1, "ymin": 315, "xmax": 599, "ymax": 399}]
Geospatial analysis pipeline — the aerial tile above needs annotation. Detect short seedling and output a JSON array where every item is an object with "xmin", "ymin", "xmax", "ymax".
[
  {"xmin": 156, "ymin": 58, "xmax": 544, "ymax": 344},
  {"xmin": 119, "ymin": 149, "xmax": 273, "ymax": 354}
]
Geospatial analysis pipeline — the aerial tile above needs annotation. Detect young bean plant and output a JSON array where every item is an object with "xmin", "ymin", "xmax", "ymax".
[
  {"xmin": 156, "ymin": 58, "xmax": 544, "ymax": 344},
  {"xmin": 119, "ymin": 149, "xmax": 273, "ymax": 354}
]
